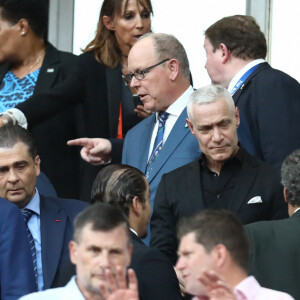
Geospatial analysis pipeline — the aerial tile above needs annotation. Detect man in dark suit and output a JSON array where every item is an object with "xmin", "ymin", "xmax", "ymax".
[
  {"xmin": 67, "ymin": 33, "xmax": 201, "ymax": 243},
  {"xmin": 204, "ymin": 15, "xmax": 300, "ymax": 168},
  {"xmin": 0, "ymin": 197, "xmax": 36, "ymax": 299},
  {"xmin": 245, "ymin": 149, "xmax": 300, "ymax": 299},
  {"xmin": 150, "ymin": 85, "xmax": 288, "ymax": 265},
  {"xmin": 0, "ymin": 125, "xmax": 88, "ymax": 291},
  {"xmin": 91, "ymin": 164, "xmax": 183, "ymax": 300}
]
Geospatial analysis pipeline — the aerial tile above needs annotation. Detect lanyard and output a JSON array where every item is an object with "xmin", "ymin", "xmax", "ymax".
[{"xmin": 230, "ymin": 64, "xmax": 259, "ymax": 96}]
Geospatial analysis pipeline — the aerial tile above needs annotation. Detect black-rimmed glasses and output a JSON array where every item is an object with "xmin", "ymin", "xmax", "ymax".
[{"xmin": 124, "ymin": 58, "xmax": 170, "ymax": 83}]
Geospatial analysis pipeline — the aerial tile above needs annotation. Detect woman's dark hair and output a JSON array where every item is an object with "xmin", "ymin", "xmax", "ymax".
[
  {"xmin": 83, "ymin": 0, "xmax": 153, "ymax": 68},
  {"xmin": 91, "ymin": 164, "xmax": 148, "ymax": 216},
  {"xmin": 0, "ymin": 0, "xmax": 48, "ymax": 39}
]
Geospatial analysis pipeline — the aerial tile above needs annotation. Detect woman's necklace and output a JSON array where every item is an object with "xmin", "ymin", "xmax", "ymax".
[{"xmin": 25, "ymin": 48, "xmax": 45, "ymax": 75}]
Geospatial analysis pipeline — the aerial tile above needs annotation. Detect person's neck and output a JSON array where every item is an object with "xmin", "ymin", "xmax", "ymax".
[
  {"xmin": 221, "ymin": 265, "xmax": 248, "ymax": 289},
  {"xmin": 11, "ymin": 38, "xmax": 46, "ymax": 78},
  {"xmin": 205, "ymin": 146, "xmax": 239, "ymax": 175},
  {"xmin": 223, "ymin": 57, "xmax": 255, "ymax": 88},
  {"xmin": 288, "ymin": 204, "xmax": 300, "ymax": 217}
]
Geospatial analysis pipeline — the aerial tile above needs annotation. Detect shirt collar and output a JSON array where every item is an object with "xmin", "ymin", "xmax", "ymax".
[
  {"xmin": 25, "ymin": 188, "xmax": 40, "ymax": 216},
  {"xmin": 155, "ymin": 85, "xmax": 194, "ymax": 121},
  {"xmin": 228, "ymin": 59, "xmax": 265, "ymax": 93},
  {"xmin": 293, "ymin": 207, "xmax": 300, "ymax": 215},
  {"xmin": 130, "ymin": 228, "xmax": 139, "ymax": 237},
  {"xmin": 234, "ymin": 276, "xmax": 260, "ymax": 299},
  {"xmin": 200, "ymin": 145, "xmax": 243, "ymax": 169}
]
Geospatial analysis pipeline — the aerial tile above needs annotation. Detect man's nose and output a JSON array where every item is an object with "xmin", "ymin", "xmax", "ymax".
[
  {"xmin": 98, "ymin": 251, "xmax": 110, "ymax": 269},
  {"xmin": 212, "ymin": 127, "xmax": 222, "ymax": 142},
  {"xmin": 130, "ymin": 76, "xmax": 140, "ymax": 88},
  {"xmin": 8, "ymin": 169, "xmax": 18, "ymax": 183}
]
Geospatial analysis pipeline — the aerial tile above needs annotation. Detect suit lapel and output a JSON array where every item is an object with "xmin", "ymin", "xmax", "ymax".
[
  {"xmin": 147, "ymin": 109, "xmax": 190, "ymax": 183},
  {"xmin": 105, "ymin": 65, "xmax": 123, "ymax": 137},
  {"xmin": 34, "ymin": 43, "xmax": 61, "ymax": 94},
  {"xmin": 186, "ymin": 160, "xmax": 205, "ymax": 211},
  {"xmin": 233, "ymin": 62, "xmax": 270, "ymax": 105},
  {"xmin": 227, "ymin": 153, "xmax": 258, "ymax": 214},
  {"xmin": 40, "ymin": 195, "xmax": 67, "ymax": 289},
  {"xmin": 136, "ymin": 114, "xmax": 156, "ymax": 173}
]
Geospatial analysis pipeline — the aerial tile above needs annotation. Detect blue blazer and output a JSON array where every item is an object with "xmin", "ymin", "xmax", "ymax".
[
  {"xmin": 0, "ymin": 198, "xmax": 36, "ymax": 299},
  {"xmin": 39, "ymin": 195, "xmax": 88, "ymax": 289},
  {"xmin": 122, "ymin": 108, "xmax": 201, "ymax": 243}
]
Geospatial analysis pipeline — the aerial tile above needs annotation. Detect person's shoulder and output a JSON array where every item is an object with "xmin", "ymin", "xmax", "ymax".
[
  {"xmin": 126, "ymin": 114, "xmax": 155, "ymax": 136},
  {"xmin": 244, "ymin": 149, "xmax": 280, "ymax": 176},
  {"xmin": 253, "ymin": 62, "xmax": 300, "ymax": 86},
  {"xmin": 40, "ymin": 195, "xmax": 88, "ymax": 212},
  {"xmin": 19, "ymin": 286, "xmax": 65, "ymax": 300},
  {"xmin": 161, "ymin": 158, "xmax": 199, "ymax": 180},
  {"xmin": 260, "ymin": 286, "xmax": 295, "ymax": 299}
]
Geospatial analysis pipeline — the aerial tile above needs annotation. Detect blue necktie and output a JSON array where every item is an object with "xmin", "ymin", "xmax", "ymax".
[
  {"xmin": 22, "ymin": 208, "xmax": 38, "ymax": 287},
  {"xmin": 146, "ymin": 111, "xmax": 169, "ymax": 178}
]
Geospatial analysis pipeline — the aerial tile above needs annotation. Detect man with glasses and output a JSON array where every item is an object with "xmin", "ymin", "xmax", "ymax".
[{"xmin": 68, "ymin": 33, "xmax": 201, "ymax": 243}]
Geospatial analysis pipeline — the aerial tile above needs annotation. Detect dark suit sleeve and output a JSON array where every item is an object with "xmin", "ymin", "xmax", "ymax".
[
  {"xmin": 0, "ymin": 199, "xmax": 36, "ymax": 299},
  {"xmin": 150, "ymin": 175, "xmax": 178, "ymax": 265},
  {"xmin": 134, "ymin": 249, "xmax": 183, "ymax": 300}
]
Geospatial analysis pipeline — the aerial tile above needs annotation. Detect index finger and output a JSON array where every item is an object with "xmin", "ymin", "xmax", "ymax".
[{"xmin": 67, "ymin": 138, "xmax": 93, "ymax": 147}]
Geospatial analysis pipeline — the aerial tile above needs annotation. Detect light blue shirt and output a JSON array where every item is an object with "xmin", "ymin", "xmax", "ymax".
[
  {"xmin": 25, "ymin": 189, "xmax": 44, "ymax": 291},
  {"xmin": 19, "ymin": 276, "xmax": 84, "ymax": 300}
]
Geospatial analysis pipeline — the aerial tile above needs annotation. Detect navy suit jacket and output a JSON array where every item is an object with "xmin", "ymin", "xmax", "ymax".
[
  {"xmin": 150, "ymin": 150, "xmax": 288, "ymax": 264},
  {"xmin": 39, "ymin": 195, "xmax": 88, "ymax": 289},
  {"xmin": 122, "ymin": 108, "xmax": 201, "ymax": 243},
  {"xmin": 130, "ymin": 232, "xmax": 183, "ymax": 300},
  {"xmin": 245, "ymin": 210, "xmax": 300, "ymax": 299},
  {"xmin": 234, "ymin": 62, "xmax": 300, "ymax": 167},
  {"xmin": 0, "ymin": 198, "xmax": 36, "ymax": 299}
]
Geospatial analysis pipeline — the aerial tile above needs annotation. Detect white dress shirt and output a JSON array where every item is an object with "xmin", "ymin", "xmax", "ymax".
[
  {"xmin": 228, "ymin": 59, "xmax": 265, "ymax": 95},
  {"xmin": 148, "ymin": 85, "xmax": 194, "ymax": 159}
]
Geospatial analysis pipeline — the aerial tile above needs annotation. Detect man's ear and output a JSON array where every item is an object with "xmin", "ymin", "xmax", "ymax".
[
  {"xmin": 219, "ymin": 43, "xmax": 230, "ymax": 64},
  {"xmin": 69, "ymin": 241, "xmax": 78, "ymax": 265},
  {"xmin": 283, "ymin": 187, "xmax": 289, "ymax": 203},
  {"xmin": 167, "ymin": 59, "xmax": 179, "ymax": 81},
  {"xmin": 186, "ymin": 118, "xmax": 195, "ymax": 135},
  {"xmin": 235, "ymin": 107, "xmax": 240, "ymax": 128},
  {"xmin": 131, "ymin": 196, "xmax": 141, "ymax": 217},
  {"xmin": 212, "ymin": 244, "xmax": 227, "ymax": 268},
  {"xmin": 35, "ymin": 155, "xmax": 41, "ymax": 177},
  {"xmin": 102, "ymin": 16, "xmax": 115, "ymax": 31}
]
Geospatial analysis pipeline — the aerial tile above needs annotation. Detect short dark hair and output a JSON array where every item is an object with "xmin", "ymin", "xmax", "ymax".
[
  {"xmin": 73, "ymin": 203, "xmax": 130, "ymax": 244},
  {"xmin": 281, "ymin": 149, "xmax": 300, "ymax": 207},
  {"xmin": 91, "ymin": 164, "xmax": 147, "ymax": 216},
  {"xmin": 178, "ymin": 210, "xmax": 249, "ymax": 272},
  {"xmin": 205, "ymin": 15, "xmax": 267, "ymax": 60},
  {"xmin": 0, "ymin": 0, "xmax": 48, "ymax": 39},
  {"xmin": 0, "ymin": 125, "xmax": 37, "ymax": 159}
]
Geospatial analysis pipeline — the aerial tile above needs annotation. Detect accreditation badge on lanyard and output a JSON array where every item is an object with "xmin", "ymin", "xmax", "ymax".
[{"xmin": 230, "ymin": 65, "xmax": 259, "ymax": 96}]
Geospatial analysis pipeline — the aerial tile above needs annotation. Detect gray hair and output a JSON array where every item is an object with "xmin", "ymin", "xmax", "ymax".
[
  {"xmin": 281, "ymin": 149, "xmax": 300, "ymax": 207},
  {"xmin": 187, "ymin": 85, "xmax": 235, "ymax": 123},
  {"xmin": 139, "ymin": 33, "xmax": 190, "ymax": 80}
]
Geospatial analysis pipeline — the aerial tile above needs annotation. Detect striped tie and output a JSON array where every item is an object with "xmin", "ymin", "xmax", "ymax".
[
  {"xmin": 146, "ymin": 111, "xmax": 169, "ymax": 178},
  {"xmin": 21, "ymin": 208, "xmax": 38, "ymax": 287}
]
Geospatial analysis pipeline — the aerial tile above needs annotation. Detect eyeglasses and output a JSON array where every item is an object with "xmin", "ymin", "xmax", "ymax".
[{"xmin": 124, "ymin": 58, "xmax": 170, "ymax": 83}]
